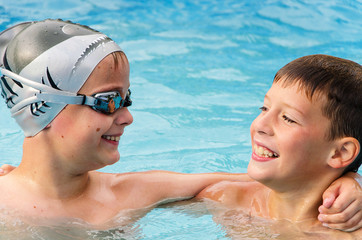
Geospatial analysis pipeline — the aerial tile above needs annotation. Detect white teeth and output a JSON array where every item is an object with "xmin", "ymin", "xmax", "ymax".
[
  {"xmin": 257, "ymin": 147, "xmax": 264, "ymax": 155},
  {"xmin": 254, "ymin": 145, "xmax": 278, "ymax": 158},
  {"xmin": 102, "ymin": 135, "xmax": 120, "ymax": 142}
]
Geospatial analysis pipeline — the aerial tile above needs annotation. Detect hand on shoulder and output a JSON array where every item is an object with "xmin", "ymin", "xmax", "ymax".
[{"xmin": 0, "ymin": 164, "xmax": 15, "ymax": 176}]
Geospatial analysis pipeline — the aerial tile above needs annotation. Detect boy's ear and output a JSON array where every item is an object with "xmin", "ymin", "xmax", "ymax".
[{"xmin": 328, "ymin": 137, "xmax": 360, "ymax": 169}]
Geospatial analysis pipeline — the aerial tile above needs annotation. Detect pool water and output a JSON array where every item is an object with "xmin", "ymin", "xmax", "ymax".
[{"xmin": 0, "ymin": 0, "xmax": 361, "ymax": 239}]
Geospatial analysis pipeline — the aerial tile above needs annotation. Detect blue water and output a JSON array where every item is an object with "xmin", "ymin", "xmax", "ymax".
[{"xmin": 0, "ymin": 0, "xmax": 361, "ymax": 239}]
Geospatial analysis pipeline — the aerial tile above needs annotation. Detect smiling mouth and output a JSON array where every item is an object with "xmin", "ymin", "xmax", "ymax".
[
  {"xmin": 254, "ymin": 145, "xmax": 279, "ymax": 158},
  {"xmin": 102, "ymin": 135, "xmax": 120, "ymax": 142}
]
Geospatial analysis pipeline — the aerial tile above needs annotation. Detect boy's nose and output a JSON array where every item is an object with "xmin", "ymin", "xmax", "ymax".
[
  {"xmin": 252, "ymin": 112, "xmax": 274, "ymax": 136},
  {"xmin": 114, "ymin": 107, "xmax": 133, "ymax": 126}
]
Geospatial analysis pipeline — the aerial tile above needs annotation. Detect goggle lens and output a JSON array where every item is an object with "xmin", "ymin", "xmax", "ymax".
[{"xmin": 92, "ymin": 90, "xmax": 132, "ymax": 114}]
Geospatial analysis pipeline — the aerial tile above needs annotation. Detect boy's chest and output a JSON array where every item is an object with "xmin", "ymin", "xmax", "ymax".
[
  {"xmin": 0, "ymin": 180, "xmax": 130, "ymax": 226},
  {"xmin": 220, "ymin": 182, "xmax": 270, "ymax": 218}
]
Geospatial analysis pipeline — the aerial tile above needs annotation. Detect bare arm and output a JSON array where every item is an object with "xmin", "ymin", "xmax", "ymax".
[
  {"xmin": 129, "ymin": 170, "xmax": 252, "ymax": 205},
  {"xmin": 2, "ymin": 164, "xmax": 361, "ymax": 231}
]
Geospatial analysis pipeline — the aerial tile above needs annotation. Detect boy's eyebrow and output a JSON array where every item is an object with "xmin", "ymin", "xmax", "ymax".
[{"xmin": 93, "ymin": 84, "xmax": 130, "ymax": 94}]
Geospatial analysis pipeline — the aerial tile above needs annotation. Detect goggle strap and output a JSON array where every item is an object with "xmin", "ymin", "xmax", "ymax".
[
  {"xmin": 0, "ymin": 67, "xmax": 71, "ymax": 96},
  {"xmin": 76, "ymin": 94, "xmax": 94, "ymax": 106},
  {"xmin": 10, "ymin": 95, "xmax": 42, "ymax": 114},
  {"xmin": 36, "ymin": 92, "xmax": 95, "ymax": 106},
  {"xmin": 1, "ymin": 67, "xmax": 130, "ymax": 114},
  {"xmin": 9, "ymin": 92, "xmax": 96, "ymax": 114}
]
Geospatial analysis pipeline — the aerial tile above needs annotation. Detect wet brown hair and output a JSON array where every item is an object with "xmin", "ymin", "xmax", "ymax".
[
  {"xmin": 274, "ymin": 54, "xmax": 362, "ymax": 173},
  {"xmin": 111, "ymin": 51, "xmax": 128, "ymax": 68}
]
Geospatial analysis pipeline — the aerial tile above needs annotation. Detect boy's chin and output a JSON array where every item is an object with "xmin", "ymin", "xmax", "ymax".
[
  {"xmin": 247, "ymin": 162, "xmax": 273, "ymax": 183},
  {"xmin": 105, "ymin": 154, "xmax": 120, "ymax": 166},
  {"xmin": 93, "ymin": 152, "xmax": 120, "ymax": 170}
]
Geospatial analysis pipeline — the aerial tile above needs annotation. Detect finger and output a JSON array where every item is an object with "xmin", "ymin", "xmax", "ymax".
[
  {"xmin": 321, "ymin": 209, "xmax": 362, "ymax": 232},
  {"xmin": 320, "ymin": 192, "xmax": 355, "ymax": 215},
  {"xmin": 322, "ymin": 196, "xmax": 335, "ymax": 209},
  {"xmin": 0, "ymin": 164, "xmax": 15, "ymax": 175},
  {"xmin": 319, "ymin": 199, "xmax": 359, "ymax": 224},
  {"xmin": 322, "ymin": 183, "xmax": 339, "ymax": 208},
  {"xmin": 318, "ymin": 205, "xmax": 330, "ymax": 215}
]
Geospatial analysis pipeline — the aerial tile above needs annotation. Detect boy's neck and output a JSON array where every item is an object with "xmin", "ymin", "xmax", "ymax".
[
  {"xmin": 265, "ymin": 174, "xmax": 340, "ymax": 223},
  {"xmin": 11, "ymin": 137, "xmax": 91, "ymax": 200},
  {"xmin": 267, "ymin": 188, "xmax": 321, "ymax": 222},
  {"xmin": 254, "ymin": 161, "xmax": 345, "ymax": 223}
]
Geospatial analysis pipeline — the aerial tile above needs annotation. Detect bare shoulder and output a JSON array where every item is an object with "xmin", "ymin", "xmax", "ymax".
[
  {"xmin": 0, "ymin": 173, "xmax": 17, "ymax": 194},
  {"xmin": 90, "ymin": 171, "xmax": 144, "ymax": 189},
  {"xmin": 196, "ymin": 180, "xmax": 265, "ymax": 206},
  {"xmin": 91, "ymin": 171, "xmax": 170, "ymax": 207}
]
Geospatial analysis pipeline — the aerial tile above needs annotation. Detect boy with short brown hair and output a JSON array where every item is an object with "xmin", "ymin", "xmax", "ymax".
[{"xmin": 197, "ymin": 55, "xmax": 362, "ymax": 238}]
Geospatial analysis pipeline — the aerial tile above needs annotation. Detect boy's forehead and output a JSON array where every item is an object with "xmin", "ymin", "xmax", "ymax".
[
  {"xmin": 79, "ymin": 54, "xmax": 130, "ymax": 94},
  {"xmin": 266, "ymin": 82, "xmax": 327, "ymax": 116},
  {"xmin": 269, "ymin": 80, "xmax": 326, "ymax": 102},
  {"xmin": 273, "ymin": 75, "xmax": 330, "ymax": 101}
]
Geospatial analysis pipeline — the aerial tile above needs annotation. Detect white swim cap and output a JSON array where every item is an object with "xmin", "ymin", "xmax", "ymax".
[{"xmin": 0, "ymin": 19, "xmax": 122, "ymax": 136}]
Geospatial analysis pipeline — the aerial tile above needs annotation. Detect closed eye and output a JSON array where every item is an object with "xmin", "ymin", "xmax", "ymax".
[
  {"xmin": 282, "ymin": 115, "xmax": 297, "ymax": 124},
  {"xmin": 259, "ymin": 106, "xmax": 268, "ymax": 112}
]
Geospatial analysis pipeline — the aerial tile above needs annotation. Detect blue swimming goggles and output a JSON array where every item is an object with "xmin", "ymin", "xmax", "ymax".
[
  {"xmin": 0, "ymin": 67, "xmax": 132, "ymax": 115},
  {"xmin": 88, "ymin": 90, "xmax": 132, "ymax": 114}
]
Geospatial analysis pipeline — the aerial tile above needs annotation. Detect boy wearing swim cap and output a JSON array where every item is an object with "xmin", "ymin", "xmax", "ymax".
[
  {"xmin": 0, "ymin": 20, "xmax": 360, "ymax": 231},
  {"xmin": 197, "ymin": 54, "xmax": 362, "ymax": 238}
]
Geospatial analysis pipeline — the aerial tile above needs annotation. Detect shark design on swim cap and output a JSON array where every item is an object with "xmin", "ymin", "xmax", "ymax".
[{"xmin": 0, "ymin": 19, "xmax": 122, "ymax": 136}]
